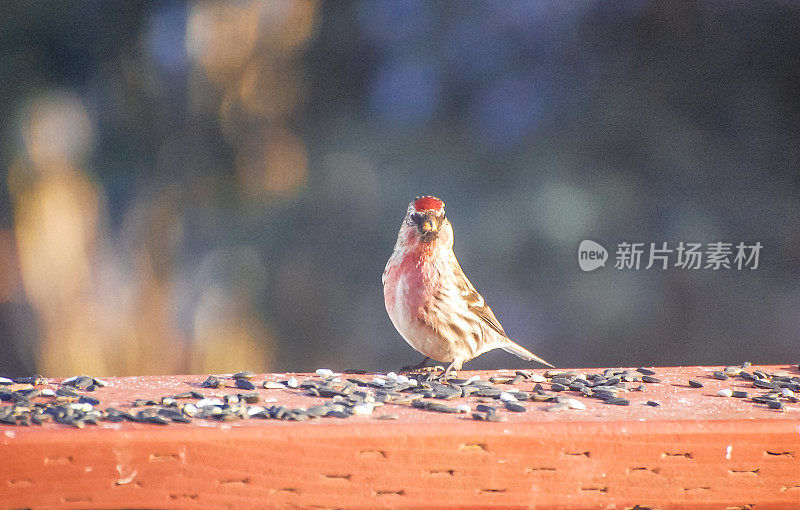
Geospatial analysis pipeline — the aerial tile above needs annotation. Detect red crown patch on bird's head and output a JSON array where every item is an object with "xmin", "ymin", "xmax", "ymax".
[{"xmin": 414, "ymin": 196, "xmax": 445, "ymax": 213}]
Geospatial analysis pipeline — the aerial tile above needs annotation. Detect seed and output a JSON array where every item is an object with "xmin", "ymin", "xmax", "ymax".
[
  {"xmin": 456, "ymin": 404, "xmax": 471, "ymax": 413},
  {"xmin": 717, "ymin": 389, "xmax": 733, "ymax": 397},
  {"xmin": 232, "ymin": 371, "xmax": 256, "ymax": 380},
  {"xmin": 476, "ymin": 388, "xmax": 502, "ymax": 398},
  {"xmin": 689, "ymin": 380, "xmax": 704, "ymax": 388},
  {"xmin": 713, "ymin": 371, "xmax": 729, "ymax": 381},
  {"xmin": 315, "ymin": 369, "xmax": 334, "ymax": 378},
  {"xmin": 551, "ymin": 383, "xmax": 568, "ymax": 392},
  {"xmin": 646, "ymin": 400, "xmax": 660, "ymax": 407},
  {"xmin": 741, "ymin": 361, "xmax": 751, "ymax": 369},
  {"xmin": 637, "ymin": 367, "xmax": 656, "ymax": 376},
  {"xmin": 263, "ymin": 381, "xmax": 285, "ymax": 389},
  {"xmin": 505, "ymin": 402, "xmax": 526, "ymax": 413},
  {"xmin": 241, "ymin": 393, "xmax": 260, "ymax": 404},
  {"xmin": 499, "ymin": 392, "xmax": 517, "ymax": 402},
  {"xmin": 485, "ymin": 413, "xmax": 508, "ymax": 422},
  {"xmin": 766, "ymin": 401, "xmax": 784, "ymax": 410},
  {"xmin": 732, "ymin": 391, "xmax": 748, "ymax": 398},
  {"xmin": 530, "ymin": 374, "xmax": 547, "ymax": 383},
  {"xmin": 641, "ymin": 375, "xmax": 661, "ymax": 384},
  {"xmin": 605, "ymin": 398, "xmax": 630, "ymax": 406},
  {"xmin": 738, "ymin": 371, "xmax": 755, "ymax": 381},
  {"xmin": 471, "ymin": 412, "xmax": 487, "ymax": 421},
  {"xmin": 754, "ymin": 379, "xmax": 778, "ymax": 390},
  {"xmin": 235, "ymin": 379, "xmax": 255, "ymax": 391},
  {"xmin": 286, "ymin": 377, "xmax": 299, "ymax": 389},
  {"xmin": 567, "ymin": 398, "xmax": 586, "ymax": 410},
  {"xmin": 202, "ymin": 376, "xmax": 222, "ymax": 388},
  {"xmin": 351, "ymin": 403, "xmax": 374, "ymax": 416},
  {"xmin": 489, "ymin": 376, "xmax": 513, "ymax": 384},
  {"xmin": 723, "ymin": 366, "xmax": 742, "ymax": 375},
  {"xmin": 425, "ymin": 402, "xmax": 460, "ymax": 414},
  {"xmin": 78, "ymin": 396, "xmax": 100, "ymax": 405}
]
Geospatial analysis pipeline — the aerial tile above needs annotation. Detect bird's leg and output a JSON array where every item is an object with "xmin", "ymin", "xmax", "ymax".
[
  {"xmin": 399, "ymin": 356, "xmax": 431, "ymax": 373},
  {"xmin": 441, "ymin": 361, "xmax": 458, "ymax": 381}
]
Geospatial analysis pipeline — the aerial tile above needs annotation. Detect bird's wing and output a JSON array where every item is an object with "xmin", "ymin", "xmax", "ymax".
[{"xmin": 451, "ymin": 260, "xmax": 508, "ymax": 338}]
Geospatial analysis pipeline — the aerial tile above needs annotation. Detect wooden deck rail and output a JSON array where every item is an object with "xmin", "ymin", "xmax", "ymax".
[{"xmin": 1, "ymin": 365, "xmax": 799, "ymax": 509}]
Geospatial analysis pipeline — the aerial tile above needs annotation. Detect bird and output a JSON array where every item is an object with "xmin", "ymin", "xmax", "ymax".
[{"xmin": 382, "ymin": 196, "xmax": 553, "ymax": 379}]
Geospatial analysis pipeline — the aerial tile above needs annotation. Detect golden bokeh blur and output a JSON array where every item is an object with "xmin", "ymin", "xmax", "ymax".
[{"xmin": 4, "ymin": 0, "xmax": 320, "ymax": 376}]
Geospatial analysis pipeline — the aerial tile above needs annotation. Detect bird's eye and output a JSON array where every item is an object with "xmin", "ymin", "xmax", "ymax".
[{"xmin": 409, "ymin": 212, "xmax": 421, "ymax": 226}]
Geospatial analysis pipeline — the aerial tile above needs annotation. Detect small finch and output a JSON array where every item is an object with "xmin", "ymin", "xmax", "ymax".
[{"xmin": 382, "ymin": 196, "xmax": 553, "ymax": 378}]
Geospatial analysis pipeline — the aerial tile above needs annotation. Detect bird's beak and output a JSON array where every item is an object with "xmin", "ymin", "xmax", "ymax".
[
  {"xmin": 419, "ymin": 215, "xmax": 439, "ymax": 235},
  {"xmin": 411, "ymin": 212, "xmax": 440, "ymax": 241}
]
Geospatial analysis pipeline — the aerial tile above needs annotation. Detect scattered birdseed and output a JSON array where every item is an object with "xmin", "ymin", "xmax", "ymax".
[
  {"xmin": 351, "ymin": 403, "xmax": 374, "ymax": 416},
  {"xmin": 766, "ymin": 401, "xmax": 784, "ymax": 411},
  {"xmin": 286, "ymin": 377, "xmax": 299, "ymax": 389},
  {"xmin": 504, "ymin": 402, "xmax": 526, "ymax": 413},
  {"xmin": 499, "ymin": 392, "xmax": 517, "ymax": 402},
  {"xmin": 636, "ymin": 367, "xmax": 656, "ymax": 376},
  {"xmin": 235, "ymin": 379, "xmax": 255, "ymax": 391},
  {"xmin": 641, "ymin": 375, "xmax": 661, "ymax": 384},
  {"xmin": 689, "ymin": 380, "xmax": 704, "ymax": 388},
  {"xmin": 315, "ymin": 369, "xmax": 334, "ymax": 378},
  {"xmin": 717, "ymin": 389, "xmax": 733, "ymax": 397},
  {"xmin": 732, "ymin": 391, "xmax": 748, "ymax": 398},
  {"xmin": 713, "ymin": 371, "xmax": 729, "ymax": 381},
  {"xmin": 263, "ymin": 381, "xmax": 285, "ymax": 389},
  {"xmin": 456, "ymin": 404, "xmax": 471, "ymax": 413},
  {"xmin": 646, "ymin": 400, "xmax": 660, "ymax": 407},
  {"xmin": 425, "ymin": 402, "xmax": 460, "ymax": 414},
  {"xmin": 605, "ymin": 398, "xmax": 630, "ymax": 406},
  {"xmin": 567, "ymin": 398, "xmax": 586, "ymax": 410},
  {"xmin": 485, "ymin": 413, "xmax": 507, "ymax": 422},
  {"xmin": 232, "ymin": 371, "xmax": 256, "ymax": 380}
]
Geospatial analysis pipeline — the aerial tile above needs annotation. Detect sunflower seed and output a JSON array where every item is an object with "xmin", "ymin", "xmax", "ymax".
[
  {"xmin": 315, "ymin": 368, "xmax": 334, "ymax": 378},
  {"xmin": 505, "ymin": 402, "xmax": 526, "ymax": 412},
  {"xmin": 326, "ymin": 410, "xmax": 350, "ymax": 418},
  {"xmin": 286, "ymin": 377, "xmax": 299, "ymax": 388},
  {"xmin": 636, "ymin": 367, "xmax": 656, "ymax": 375},
  {"xmin": 688, "ymin": 380, "xmax": 704, "ymax": 388},
  {"xmin": 485, "ymin": 413, "xmax": 508, "ymax": 422},
  {"xmin": 263, "ymin": 381, "xmax": 285, "ymax": 389},
  {"xmin": 234, "ymin": 379, "xmax": 255, "ymax": 390},
  {"xmin": 426, "ymin": 402, "xmax": 460, "ymax": 413},
  {"xmin": 717, "ymin": 389, "xmax": 733, "ymax": 397},
  {"xmin": 641, "ymin": 375, "xmax": 661, "ymax": 383},
  {"xmin": 567, "ymin": 398, "xmax": 586, "ymax": 410},
  {"xmin": 605, "ymin": 398, "xmax": 630, "ymax": 406},
  {"xmin": 232, "ymin": 371, "xmax": 256, "ymax": 380},
  {"xmin": 351, "ymin": 403, "xmax": 374, "ymax": 416},
  {"xmin": 732, "ymin": 390, "xmax": 748, "ymax": 398},
  {"xmin": 713, "ymin": 371, "xmax": 729, "ymax": 381}
]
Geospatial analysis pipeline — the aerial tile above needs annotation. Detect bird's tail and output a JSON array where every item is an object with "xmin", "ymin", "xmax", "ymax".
[{"xmin": 501, "ymin": 340, "xmax": 554, "ymax": 368}]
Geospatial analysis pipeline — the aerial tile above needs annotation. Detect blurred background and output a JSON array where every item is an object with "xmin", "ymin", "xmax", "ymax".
[{"xmin": 0, "ymin": 1, "xmax": 798, "ymax": 377}]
